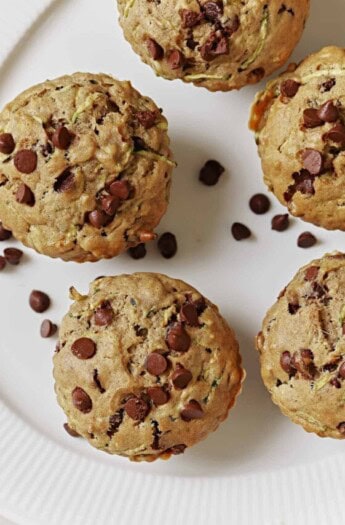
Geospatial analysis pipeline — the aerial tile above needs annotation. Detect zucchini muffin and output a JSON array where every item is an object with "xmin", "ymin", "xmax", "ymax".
[
  {"xmin": 257, "ymin": 252, "xmax": 345, "ymax": 439},
  {"xmin": 0, "ymin": 73, "xmax": 173, "ymax": 262},
  {"xmin": 116, "ymin": 0, "xmax": 310, "ymax": 92},
  {"xmin": 53, "ymin": 273, "xmax": 244, "ymax": 461},
  {"xmin": 251, "ymin": 46, "xmax": 345, "ymax": 231}
]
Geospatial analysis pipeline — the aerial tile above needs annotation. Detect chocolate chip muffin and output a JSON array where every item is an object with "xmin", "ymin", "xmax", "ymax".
[
  {"xmin": 257, "ymin": 252, "xmax": 345, "ymax": 439},
  {"xmin": 116, "ymin": 0, "xmax": 310, "ymax": 92},
  {"xmin": 0, "ymin": 73, "xmax": 173, "ymax": 262},
  {"xmin": 250, "ymin": 46, "xmax": 345, "ymax": 231},
  {"xmin": 53, "ymin": 273, "xmax": 244, "ymax": 461}
]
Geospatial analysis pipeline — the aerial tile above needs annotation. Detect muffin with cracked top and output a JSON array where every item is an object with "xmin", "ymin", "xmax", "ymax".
[
  {"xmin": 116, "ymin": 0, "xmax": 310, "ymax": 91},
  {"xmin": 257, "ymin": 252, "xmax": 345, "ymax": 439},
  {"xmin": 53, "ymin": 273, "xmax": 244, "ymax": 461},
  {"xmin": 0, "ymin": 73, "xmax": 173, "ymax": 262}
]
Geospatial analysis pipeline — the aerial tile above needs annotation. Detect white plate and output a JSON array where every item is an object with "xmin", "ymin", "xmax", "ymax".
[{"xmin": 1, "ymin": 0, "xmax": 345, "ymax": 524}]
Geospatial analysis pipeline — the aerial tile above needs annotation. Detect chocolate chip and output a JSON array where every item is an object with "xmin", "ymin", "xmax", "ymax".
[
  {"xmin": 107, "ymin": 180, "xmax": 130, "ymax": 200},
  {"xmin": 145, "ymin": 352, "xmax": 168, "ymax": 376},
  {"xmin": 199, "ymin": 159, "xmax": 225, "ymax": 186},
  {"xmin": 305, "ymin": 266, "xmax": 319, "ymax": 281},
  {"xmin": 63, "ymin": 423, "xmax": 80, "ymax": 437},
  {"xmin": 323, "ymin": 123, "xmax": 345, "ymax": 144},
  {"xmin": 337, "ymin": 422, "xmax": 345, "ymax": 435},
  {"xmin": 181, "ymin": 400, "xmax": 204, "ymax": 421},
  {"xmin": 166, "ymin": 322, "xmax": 191, "ymax": 352},
  {"xmin": 180, "ymin": 9, "xmax": 203, "ymax": 28},
  {"xmin": 29, "ymin": 290, "xmax": 50, "ymax": 312},
  {"xmin": 330, "ymin": 377, "xmax": 341, "ymax": 389},
  {"xmin": 94, "ymin": 301, "xmax": 114, "ymax": 326},
  {"xmin": 0, "ymin": 256, "xmax": 6, "ymax": 271},
  {"xmin": 146, "ymin": 38, "xmax": 164, "ymax": 60},
  {"xmin": 231, "ymin": 222, "xmax": 251, "ymax": 241},
  {"xmin": 93, "ymin": 369, "xmax": 106, "ymax": 393},
  {"xmin": 16, "ymin": 183, "xmax": 35, "ymax": 206},
  {"xmin": 100, "ymin": 195, "xmax": 120, "ymax": 216},
  {"xmin": 147, "ymin": 386, "xmax": 169, "ymax": 406},
  {"xmin": 71, "ymin": 338, "xmax": 97, "ymax": 359},
  {"xmin": 302, "ymin": 149, "xmax": 323, "ymax": 175},
  {"xmin": 280, "ymin": 351, "xmax": 295, "ymax": 375},
  {"xmin": 0, "ymin": 223, "xmax": 12, "ymax": 241},
  {"xmin": 271, "ymin": 214, "xmax": 289, "ymax": 231},
  {"xmin": 40, "ymin": 319, "xmax": 57, "ymax": 338},
  {"xmin": 169, "ymin": 444, "xmax": 187, "ymax": 455},
  {"xmin": 280, "ymin": 79, "xmax": 300, "ymax": 98},
  {"xmin": 52, "ymin": 126, "xmax": 72, "ymax": 149},
  {"xmin": 107, "ymin": 410, "xmax": 124, "ymax": 437},
  {"xmin": 200, "ymin": 33, "xmax": 229, "ymax": 61},
  {"xmin": 14, "ymin": 150, "xmax": 37, "ymax": 174},
  {"xmin": 158, "ymin": 232, "xmax": 177, "ymax": 259},
  {"xmin": 4, "ymin": 247, "xmax": 23, "ymax": 265},
  {"xmin": 224, "ymin": 15, "xmax": 240, "ymax": 35},
  {"xmin": 291, "ymin": 349, "xmax": 317, "ymax": 379},
  {"xmin": 180, "ymin": 303, "xmax": 199, "ymax": 326},
  {"xmin": 172, "ymin": 365, "xmax": 193, "ymax": 389},
  {"xmin": 303, "ymin": 108, "xmax": 323, "ymax": 128},
  {"xmin": 202, "ymin": 1, "xmax": 223, "ymax": 21},
  {"xmin": 288, "ymin": 303, "xmax": 300, "ymax": 315},
  {"xmin": 88, "ymin": 210, "xmax": 109, "ymax": 228},
  {"xmin": 284, "ymin": 170, "xmax": 315, "ymax": 202},
  {"xmin": 338, "ymin": 362, "xmax": 345, "ymax": 379},
  {"xmin": 124, "ymin": 396, "xmax": 150, "ymax": 421},
  {"xmin": 320, "ymin": 79, "xmax": 336, "ymax": 92},
  {"xmin": 136, "ymin": 110, "xmax": 157, "ymax": 129},
  {"xmin": 167, "ymin": 49, "xmax": 185, "ymax": 70},
  {"xmin": 54, "ymin": 170, "xmax": 75, "ymax": 192},
  {"xmin": 249, "ymin": 193, "xmax": 270, "ymax": 214},
  {"xmin": 317, "ymin": 100, "xmax": 339, "ymax": 123},
  {"xmin": 297, "ymin": 232, "xmax": 316, "ymax": 248},
  {"xmin": 128, "ymin": 243, "xmax": 147, "ymax": 259},
  {"xmin": 72, "ymin": 387, "xmax": 92, "ymax": 413},
  {"xmin": 0, "ymin": 133, "xmax": 15, "ymax": 154}
]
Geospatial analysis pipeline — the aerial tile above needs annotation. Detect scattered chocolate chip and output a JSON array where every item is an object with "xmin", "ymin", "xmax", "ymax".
[
  {"xmin": 4, "ymin": 247, "xmax": 23, "ymax": 265},
  {"xmin": 128, "ymin": 243, "xmax": 147, "ymax": 259},
  {"xmin": 0, "ymin": 256, "xmax": 6, "ymax": 271},
  {"xmin": 147, "ymin": 386, "xmax": 169, "ymax": 406},
  {"xmin": 107, "ymin": 180, "xmax": 130, "ymax": 200},
  {"xmin": 16, "ymin": 183, "xmax": 35, "ymax": 206},
  {"xmin": 54, "ymin": 170, "xmax": 75, "ymax": 192},
  {"xmin": 124, "ymin": 396, "xmax": 150, "ymax": 421},
  {"xmin": 172, "ymin": 365, "xmax": 193, "ymax": 389},
  {"xmin": 63, "ymin": 423, "xmax": 80, "ymax": 437},
  {"xmin": 303, "ymin": 108, "xmax": 323, "ymax": 128},
  {"xmin": 88, "ymin": 209, "xmax": 109, "ymax": 228},
  {"xmin": 168, "ymin": 444, "xmax": 187, "ymax": 455},
  {"xmin": 202, "ymin": 1, "xmax": 223, "ymax": 21},
  {"xmin": 320, "ymin": 79, "xmax": 336, "ymax": 93},
  {"xmin": 14, "ymin": 150, "xmax": 37, "ymax": 174},
  {"xmin": 280, "ymin": 351, "xmax": 295, "ymax": 375},
  {"xmin": 249, "ymin": 193, "xmax": 270, "ymax": 214},
  {"xmin": 338, "ymin": 362, "xmax": 345, "ymax": 379},
  {"xmin": 180, "ymin": 303, "xmax": 199, "ymax": 326},
  {"xmin": 305, "ymin": 266, "xmax": 319, "ymax": 281},
  {"xmin": 100, "ymin": 195, "xmax": 120, "ymax": 216},
  {"xmin": 71, "ymin": 337, "xmax": 97, "ymax": 359},
  {"xmin": 0, "ymin": 133, "xmax": 15, "ymax": 154},
  {"xmin": 136, "ymin": 110, "xmax": 157, "ymax": 129},
  {"xmin": 181, "ymin": 400, "xmax": 204, "ymax": 421},
  {"xmin": 291, "ymin": 349, "xmax": 317, "ymax": 379},
  {"xmin": 158, "ymin": 232, "xmax": 177, "ymax": 259},
  {"xmin": 40, "ymin": 319, "xmax": 57, "ymax": 338},
  {"xmin": 166, "ymin": 322, "xmax": 191, "ymax": 352},
  {"xmin": 167, "ymin": 49, "xmax": 185, "ymax": 70},
  {"xmin": 317, "ymin": 100, "xmax": 339, "ymax": 123},
  {"xmin": 337, "ymin": 422, "xmax": 345, "ymax": 435},
  {"xmin": 288, "ymin": 303, "xmax": 300, "ymax": 315},
  {"xmin": 52, "ymin": 126, "xmax": 72, "ymax": 149},
  {"xmin": 280, "ymin": 79, "xmax": 300, "ymax": 98},
  {"xmin": 94, "ymin": 301, "xmax": 114, "ymax": 326},
  {"xmin": 180, "ymin": 9, "xmax": 203, "ymax": 28},
  {"xmin": 29, "ymin": 290, "xmax": 50, "ymax": 313},
  {"xmin": 146, "ymin": 38, "xmax": 164, "ymax": 60},
  {"xmin": 72, "ymin": 387, "xmax": 92, "ymax": 413},
  {"xmin": 271, "ymin": 214, "xmax": 289, "ymax": 232},
  {"xmin": 200, "ymin": 33, "xmax": 229, "ymax": 61},
  {"xmin": 323, "ymin": 123, "xmax": 345, "ymax": 144},
  {"xmin": 231, "ymin": 222, "xmax": 251, "ymax": 241},
  {"xmin": 0, "ymin": 223, "xmax": 12, "ymax": 241},
  {"xmin": 199, "ymin": 159, "xmax": 225, "ymax": 186},
  {"xmin": 297, "ymin": 232, "xmax": 316, "ymax": 248},
  {"xmin": 145, "ymin": 352, "xmax": 168, "ymax": 376},
  {"xmin": 302, "ymin": 149, "xmax": 323, "ymax": 175}
]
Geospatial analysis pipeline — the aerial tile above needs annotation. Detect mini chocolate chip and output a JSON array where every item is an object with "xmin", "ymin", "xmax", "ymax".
[
  {"xmin": 288, "ymin": 303, "xmax": 300, "ymax": 314},
  {"xmin": 300, "ymin": 349, "xmax": 314, "ymax": 365},
  {"xmin": 107, "ymin": 410, "xmax": 124, "ymax": 437},
  {"xmin": 128, "ymin": 243, "xmax": 147, "ymax": 259},
  {"xmin": 339, "ymin": 362, "xmax": 345, "ymax": 379},
  {"xmin": 29, "ymin": 290, "xmax": 50, "ymax": 312},
  {"xmin": 147, "ymin": 386, "xmax": 169, "ymax": 406},
  {"xmin": 63, "ymin": 423, "xmax": 80, "ymax": 437},
  {"xmin": 0, "ymin": 133, "xmax": 15, "ymax": 154},
  {"xmin": 172, "ymin": 365, "xmax": 193, "ymax": 389},
  {"xmin": 320, "ymin": 79, "xmax": 336, "ymax": 92},
  {"xmin": 303, "ymin": 108, "xmax": 323, "ymax": 128},
  {"xmin": 124, "ymin": 396, "xmax": 150, "ymax": 421},
  {"xmin": 71, "ymin": 338, "xmax": 97, "ymax": 359},
  {"xmin": 94, "ymin": 301, "xmax": 114, "ymax": 326},
  {"xmin": 0, "ymin": 223, "xmax": 12, "ymax": 241},
  {"xmin": 280, "ymin": 351, "xmax": 295, "ymax": 375},
  {"xmin": 145, "ymin": 352, "xmax": 168, "ymax": 376},
  {"xmin": 158, "ymin": 232, "xmax": 177, "ymax": 259},
  {"xmin": 167, "ymin": 49, "xmax": 185, "ymax": 70},
  {"xmin": 0, "ymin": 256, "xmax": 6, "ymax": 271},
  {"xmin": 180, "ymin": 303, "xmax": 199, "ymax": 326},
  {"xmin": 271, "ymin": 214, "xmax": 289, "ymax": 232},
  {"xmin": 199, "ymin": 159, "xmax": 225, "ymax": 186},
  {"xmin": 323, "ymin": 123, "xmax": 345, "ymax": 144},
  {"xmin": 40, "ymin": 319, "xmax": 57, "ymax": 338},
  {"xmin": 72, "ymin": 387, "xmax": 92, "ymax": 413},
  {"xmin": 305, "ymin": 266, "xmax": 319, "ymax": 281},
  {"xmin": 302, "ymin": 149, "xmax": 323, "ymax": 175},
  {"xmin": 181, "ymin": 400, "xmax": 204, "ymax": 421},
  {"xmin": 200, "ymin": 33, "xmax": 229, "ymax": 61},
  {"xmin": 88, "ymin": 209, "xmax": 109, "ymax": 228},
  {"xmin": 52, "ymin": 126, "xmax": 72, "ymax": 149},
  {"xmin": 166, "ymin": 322, "xmax": 191, "ymax": 352},
  {"xmin": 136, "ymin": 110, "xmax": 157, "ymax": 129},
  {"xmin": 202, "ymin": 1, "xmax": 223, "ymax": 21},
  {"xmin": 337, "ymin": 422, "xmax": 345, "ymax": 435},
  {"xmin": 317, "ymin": 100, "xmax": 339, "ymax": 123},
  {"xmin": 249, "ymin": 193, "xmax": 270, "ymax": 214},
  {"xmin": 54, "ymin": 170, "xmax": 75, "ymax": 192},
  {"xmin": 107, "ymin": 180, "xmax": 130, "ymax": 200},
  {"xmin": 280, "ymin": 79, "xmax": 300, "ymax": 98},
  {"xmin": 146, "ymin": 38, "xmax": 164, "ymax": 60},
  {"xmin": 231, "ymin": 222, "xmax": 251, "ymax": 241},
  {"xmin": 169, "ymin": 444, "xmax": 187, "ymax": 455},
  {"xmin": 4, "ymin": 247, "xmax": 23, "ymax": 265},
  {"xmin": 180, "ymin": 9, "xmax": 203, "ymax": 28},
  {"xmin": 16, "ymin": 183, "xmax": 35, "ymax": 206},
  {"xmin": 100, "ymin": 195, "xmax": 120, "ymax": 216},
  {"xmin": 297, "ymin": 232, "xmax": 316, "ymax": 248},
  {"xmin": 330, "ymin": 377, "xmax": 341, "ymax": 389},
  {"xmin": 14, "ymin": 150, "xmax": 37, "ymax": 174}
]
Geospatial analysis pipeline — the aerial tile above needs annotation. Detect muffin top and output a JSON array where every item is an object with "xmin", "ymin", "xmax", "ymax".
[
  {"xmin": 251, "ymin": 46, "xmax": 345, "ymax": 231},
  {"xmin": 53, "ymin": 273, "xmax": 244, "ymax": 461},
  {"xmin": 117, "ymin": 0, "xmax": 310, "ymax": 91},
  {"xmin": 0, "ymin": 73, "xmax": 173, "ymax": 262},
  {"xmin": 257, "ymin": 252, "xmax": 345, "ymax": 439}
]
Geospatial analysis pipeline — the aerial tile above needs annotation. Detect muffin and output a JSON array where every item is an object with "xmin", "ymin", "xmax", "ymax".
[
  {"xmin": 257, "ymin": 252, "xmax": 345, "ymax": 439},
  {"xmin": 53, "ymin": 273, "xmax": 244, "ymax": 461},
  {"xmin": 0, "ymin": 73, "xmax": 173, "ymax": 262},
  {"xmin": 250, "ymin": 46, "xmax": 345, "ymax": 231},
  {"xmin": 116, "ymin": 0, "xmax": 310, "ymax": 92}
]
